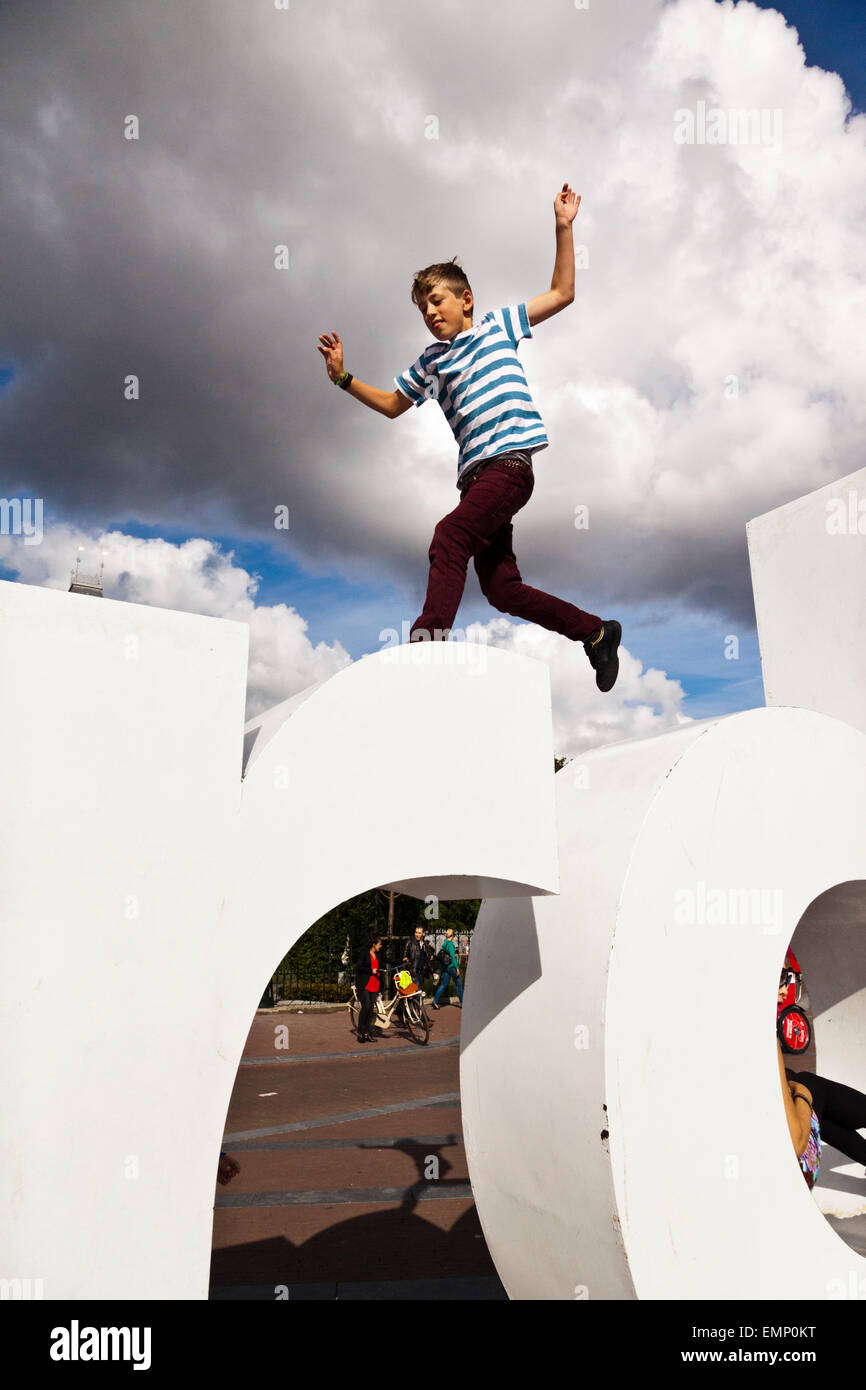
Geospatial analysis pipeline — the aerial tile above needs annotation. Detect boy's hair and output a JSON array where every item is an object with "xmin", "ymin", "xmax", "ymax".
[{"xmin": 410, "ymin": 258, "xmax": 474, "ymax": 318}]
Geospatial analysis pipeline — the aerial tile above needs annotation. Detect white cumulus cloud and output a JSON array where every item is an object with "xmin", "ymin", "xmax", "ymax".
[
  {"xmin": 464, "ymin": 616, "xmax": 690, "ymax": 758},
  {"xmin": 0, "ymin": 527, "xmax": 351, "ymax": 719}
]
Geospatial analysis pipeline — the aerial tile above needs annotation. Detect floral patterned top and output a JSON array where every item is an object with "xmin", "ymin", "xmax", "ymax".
[{"xmin": 799, "ymin": 1109, "xmax": 822, "ymax": 1189}]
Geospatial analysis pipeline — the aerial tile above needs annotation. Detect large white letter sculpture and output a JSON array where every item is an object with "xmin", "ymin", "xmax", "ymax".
[
  {"xmin": 461, "ymin": 466, "xmax": 866, "ymax": 1299},
  {"xmin": 1, "ymin": 466, "xmax": 863, "ymax": 1299},
  {"xmin": 0, "ymin": 584, "xmax": 556, "ymax": 1299}
]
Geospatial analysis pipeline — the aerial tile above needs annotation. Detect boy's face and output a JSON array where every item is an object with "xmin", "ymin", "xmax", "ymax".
[{"xmin": 418, "ymin": 283, "xmax": 473, "ymax": 340}]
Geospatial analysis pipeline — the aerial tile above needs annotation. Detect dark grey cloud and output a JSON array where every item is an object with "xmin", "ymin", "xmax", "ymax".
[{"xmin": 2, "ymin": 0, "xmax": 863, "ymax": 629}]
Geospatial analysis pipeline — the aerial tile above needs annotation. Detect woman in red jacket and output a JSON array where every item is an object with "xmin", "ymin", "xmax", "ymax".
[{"xmin": 355, "ymin": 933, "xmax": 383, "ymax": 1043}]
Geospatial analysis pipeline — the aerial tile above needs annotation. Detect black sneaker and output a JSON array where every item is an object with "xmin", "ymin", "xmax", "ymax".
[{"xmin": 583, "ymin": 620, "xmax": 621, "ymax": 693}]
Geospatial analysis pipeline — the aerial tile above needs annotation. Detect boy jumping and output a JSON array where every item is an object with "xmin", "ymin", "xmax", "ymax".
[{"xmin": 316, "ymin": 182, "xmax": 621, "ymax": 691}]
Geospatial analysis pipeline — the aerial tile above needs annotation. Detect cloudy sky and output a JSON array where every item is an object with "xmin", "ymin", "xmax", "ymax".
[{"xmin": 1, "ymin": 0, "xmax": 864, "ymax": 755}]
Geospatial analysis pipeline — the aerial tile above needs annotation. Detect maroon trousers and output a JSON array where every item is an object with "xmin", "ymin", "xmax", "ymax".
[{"xmin": 410, "ymin": 458, "xmax": 601, "ymax": 642}]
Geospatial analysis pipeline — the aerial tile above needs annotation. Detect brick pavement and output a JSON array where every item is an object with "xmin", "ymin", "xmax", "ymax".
[
  {"xmin": 209, "ymin": 999, "xmax": 506, "ymax": 1299},
  {"xmin": 210, "ymin": 982, "xmax": 866, "ymax": 1297}
]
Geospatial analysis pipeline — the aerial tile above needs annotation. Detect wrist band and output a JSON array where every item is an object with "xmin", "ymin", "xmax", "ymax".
[{"xmin": 335, "ymin": 370, "xmax": 353, "ymax": 389}]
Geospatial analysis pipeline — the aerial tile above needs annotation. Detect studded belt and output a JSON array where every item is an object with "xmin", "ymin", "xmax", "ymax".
[{"xmin": 459, "ymin": 453, "xmax": 533, "ymax": 497}]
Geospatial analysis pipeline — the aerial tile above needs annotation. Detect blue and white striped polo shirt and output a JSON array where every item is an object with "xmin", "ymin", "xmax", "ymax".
[{"xmin": 394, "ymin": 303, "xmax": 549, "ymax": 486}]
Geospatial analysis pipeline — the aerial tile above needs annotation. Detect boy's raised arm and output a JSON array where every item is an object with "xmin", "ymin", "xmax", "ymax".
[
  {"xmin": 316, "ymin": 330, "xmax": 411, "ymax": 418},
  {"xmin": 526, "ymin": 182, "xmax": 580, "ymax": 328}
]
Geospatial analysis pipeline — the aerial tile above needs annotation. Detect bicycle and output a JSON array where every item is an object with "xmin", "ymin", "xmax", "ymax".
[{"xmin": 348, "ymin": 976, "xmax": 430, "ymax": 1045}]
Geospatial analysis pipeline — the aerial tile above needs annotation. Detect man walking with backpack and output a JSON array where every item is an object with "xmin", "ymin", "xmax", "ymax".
[{"xmin": 432, "ymin": 929, "xmax": 463, "ymax": 1010}]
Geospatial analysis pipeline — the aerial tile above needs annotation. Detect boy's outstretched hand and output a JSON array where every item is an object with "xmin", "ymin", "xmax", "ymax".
[
  {"xmin": 317, "ymin": 331, "xmax": 345, "ymax": 382},
  {"xmin": 554, "ymin": 183, "xmax": 581, "ymax": 225}
]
